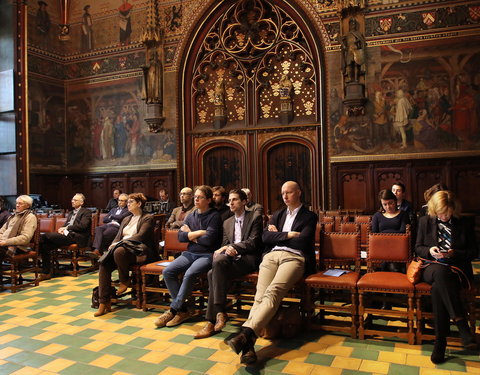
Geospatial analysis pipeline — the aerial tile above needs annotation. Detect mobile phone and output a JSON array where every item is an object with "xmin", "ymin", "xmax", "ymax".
[{"xmin": 439, "ymin": 249, "xmax": 448, "ymax": 253}]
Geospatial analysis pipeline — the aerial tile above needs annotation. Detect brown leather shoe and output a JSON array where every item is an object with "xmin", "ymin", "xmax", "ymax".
[
  {"xmin": 214, "ymin": 312, "xmax": 228, "ymax": 332},
  {"xmin": 227, "ymin": 331, "xmax": 248, "ymax": 354},
  {"xmin": 194, "ymin": 322, "xmax": 215, "ymax": 339},
  {"xmin": 241, "ymin": 347, "xmax": 257, "ymax": 364},
  {"xmin": 154, "ymin": 310, "xmax": 174, "ymax": 328},
  {"xmin": 166, "ymin": 310, "xmax": 193, "ymax": 327}
]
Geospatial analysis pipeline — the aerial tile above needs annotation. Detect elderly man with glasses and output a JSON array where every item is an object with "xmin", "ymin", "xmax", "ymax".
[{"xmin": 39, "ymin": 193, "xmax": 92, "ymax": 280}]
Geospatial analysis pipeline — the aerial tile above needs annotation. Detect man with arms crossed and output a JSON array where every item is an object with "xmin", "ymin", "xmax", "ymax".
[
  {"xmin": 226, "ymin": 181, "xmax": 317, "ymax": 364},
  {"xmin": 194, "ymin": 189, "xmax": 263, "ymax": 339}
]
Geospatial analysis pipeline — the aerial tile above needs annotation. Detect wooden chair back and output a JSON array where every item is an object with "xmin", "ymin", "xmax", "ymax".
[
  {"xmin": 39, "ymin": 217, "xmax": 56, "ymax": 234},
  {"xmin": 320, "ymin": 231, "xmax": 360, "ymax": 271},
  {"xmin": 163, "ymin": 229, "xmax": 188, "ymax": 259}
]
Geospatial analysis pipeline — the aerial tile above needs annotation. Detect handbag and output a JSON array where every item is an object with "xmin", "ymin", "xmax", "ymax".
[
  {"xmin": 406, "ymin": 257, "xmax": 426, "ymax": 284},
  {"xmin": 91, "ymin": 285, "xmax": 117, "ymax": 308}
]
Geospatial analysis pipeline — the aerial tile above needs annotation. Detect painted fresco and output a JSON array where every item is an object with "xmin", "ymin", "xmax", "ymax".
[
  {"xmin": 66, "ymin": 77, "xmax": 176, "ymax": 171},
  {"xmin": 331, "ymin": 38, "xmax": 480, "ymax": 157},
  {"xmin": 28, "ymin": 80, "xmax": 66, "ymax": 171}
]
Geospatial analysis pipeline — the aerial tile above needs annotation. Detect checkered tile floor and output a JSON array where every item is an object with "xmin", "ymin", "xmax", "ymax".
[{"xmin": 0, "ymin": 271, "xmax": 478, "ymax": 375}]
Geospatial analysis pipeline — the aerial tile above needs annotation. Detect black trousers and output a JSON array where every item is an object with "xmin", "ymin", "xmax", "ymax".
[
  {"xmin": 422, "ymin": 263, "xmax": 466, "ymax": 338},
  {"xmin": 205, "ymin": 254, "xmax": 256, "ymax": 322},
  {"xmin": 98, "ymin": 246, "xmax": 136, "ymax": 304},
  {"xmin": 39, "ymin": 233, "xmax": 76, "ymax": 274},
  {"xmin": 92, "ymin": 224, "xmax": 120, "ymax": 253}
]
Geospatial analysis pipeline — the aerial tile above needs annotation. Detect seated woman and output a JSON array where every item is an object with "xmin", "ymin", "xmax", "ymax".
[
  {"xmin": 372, "ymin": 189, "xmax": 409, "ymax": 234},
  {"xmin": 94, "ymin": 193, "xmax": 155, "ymax": 317},
  {"xmin": 415, "ymin": 190, "xmax": 478, "ymax": 364},
  {"xmin": 154, "ymin": 185, "xmax": 222, "ymax": 328}
]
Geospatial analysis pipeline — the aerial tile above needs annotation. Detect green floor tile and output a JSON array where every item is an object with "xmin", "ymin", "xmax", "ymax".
[
  {"xmin": 180, "ymin": 357, "xmax": 216, "ymax": 373},
  {"xmin": 343, "ymin": 337, "xmax": 369, "ymax": 348},
  {"xmin": 342, "ymin": 370, "xmax": 371, "ymax": 375},
  {"xmin": 116, "ymin": 325, "xmax": 142, "ymax": 335},
  {"xmin": 52, "ymin": 334, "xmax": 92, "ymax": 347},
  {"xmin": 160, "ymin": 354, "xmax": 191, "ymax": 368},
  {"xmin": 169, "ymin": 333, "xmax": 194, "ymax": 344},
  {"xmin": 6, "ymin": 351, "xmax": 52, "ymax": 367},
  {"xmin": 436, "ymin": 357, "xmax": 467, "ymax": 372},
  {"xmin": 100, "ymin": 343, "xmax": 133, "ymax": 356},
  {"xmin": 262, "ymin": 358, "xmax": 289, "ymax": 372},
  {"xmin": 305, "ymin": 352, "xmax": 335, "ymax": 366},
  {"xmin": 76, "ymin": 328, "xmax": 103, "ymax": 338},
  {"xmin": 27, "ymin": 311, "xmax": 51, "ymax": 319},
  {"xmin": 3, "ymin": 326, "xmax": 43, "ymax": 337},
  {"xmin": 0, "ymin": 362, "xmax": 23, "ymax": 374},
  {"xmin": 350, "ymin": 348, "xmax": 379, "ymax": 360},
  {"xmin": 127, "ymin": 337, "xmax": 156, "ymax": 348},
  {"xmin": 111, "ymin": 358, "xmax": 166, "ymax": 375},
  {"xmin": 118, "ymin": 346, "xmax": 150, "ymax": 360},
  {"xmin": 56, "ymin": 347, "xmax": 103, "ymax": 363},
  {"xmin": 0, "ymin": 314, "xmax": 16, "ymax": 322},
  {"xmin": 388, "ymin": 363, "xmax": 419, "ymax": 375},
  {"xmin": 366, "ymin": 340, "xmax": 396, "ymax": 352},
  {"xmin": 8, "ymin": 337, "xmax": 48, "ymax": 351},
  {"xmin": 188, "ymin": 347, "xmax": 217, "ymax": 359},
  {"xmin": 29, "ymin": 320, "xmax": 56, "ymax": 330}
]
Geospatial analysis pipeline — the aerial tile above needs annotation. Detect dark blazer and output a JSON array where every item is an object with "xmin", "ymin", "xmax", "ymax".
[
  {"xmin": 222, "ymin": 210, "xmax": 263, "ymax": 267},
  {"xmin": 415, "ymin": 215, "xmax": 478, "ymax": 279},
  {"xmin": 105, "ymin": 198, "xmax": 118, "ymax": 211},
  {"xmin": 113, "ymin": 213, "xmax": 156, "ymax": 262},
  {"xmin": 262, "ymin": 205, "xmax": 318, "ymax": 275},
  {"xmin": 103, "ymin": 206, "xmax": 131, "ymax": 224},
  {"xmin": 65, "ymin": 207, "xmax": 92, "ymax": 247}
]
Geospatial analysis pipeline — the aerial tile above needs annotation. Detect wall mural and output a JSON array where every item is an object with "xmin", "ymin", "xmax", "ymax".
[
  {"xmin": 66, "ymin": 77, "xmax": 176, "ymax": 171},
  {"xmin": 331, "ymin": 37, "xmax": 480, "ymax": 157},
  {"xmin": 29, "ymin": 80, "xmax": 66, "ymax": 171}
]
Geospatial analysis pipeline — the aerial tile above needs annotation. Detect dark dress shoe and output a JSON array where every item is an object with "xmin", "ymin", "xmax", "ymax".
[
  {"xmin": 214, "ymin": 312, "xmax": 228, "ymax": 332},
  {"xmin": 456, "ymin": 319, "xmax": 477, "ymax": 350},
  {"xmin": 241, "ymin": 347, "xmax": 257, "ymax": 364},
  {"xmin": 194, "ymin": 322, "xmax": 215, "ymax": 339},
  {"xmin": 227, "ymin": 332, "xmax": 248, "ymax": 354},
  {"xmin": 431, "ymin": 337, "xmax": 446, "ymax": 364}
]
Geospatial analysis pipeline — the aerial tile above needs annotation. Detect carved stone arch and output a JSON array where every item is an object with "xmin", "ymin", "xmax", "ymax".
[
  {"xmin": 196, "ymin": 140, "xmax": 246, "ymax": 192},
  {"xmin": 259, "ymin": 136, "xmax": 316, "ymax": 213}
]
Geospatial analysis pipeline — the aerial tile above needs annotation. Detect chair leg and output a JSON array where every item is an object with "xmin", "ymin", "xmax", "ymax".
[{"xmin": 358, "ymin": 292, "xmax": 365, "ymax": 340}]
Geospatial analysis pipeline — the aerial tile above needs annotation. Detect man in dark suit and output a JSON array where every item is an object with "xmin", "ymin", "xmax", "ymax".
[
  {"xmin": 88, "ymin": 193, "xmax": 131, "ymax": 259},
  {"xmin": 194, "ymin": 189, "xmax": 263, "ymax": 339},
  {"xmin": 227, "ymin": 181, "xmax": 317, "ymax": 364},
  {"xmin": 105, "ymin": 189, "xmax": 121, "ymax": 211},
  {"xmin": 39, "ymin": 193, "xmax": 92, "ymax": 280}
]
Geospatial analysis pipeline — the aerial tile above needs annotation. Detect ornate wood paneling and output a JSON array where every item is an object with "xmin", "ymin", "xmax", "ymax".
[
  {"xmin": 332, "ymin": 157, "xmax": 480, "ymax": 214},
  {"xmin": 201, "ymin": 146, "xmax": 244, "ymax": 192}
]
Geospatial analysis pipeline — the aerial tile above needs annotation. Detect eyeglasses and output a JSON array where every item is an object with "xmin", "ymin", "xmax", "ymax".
[
  {"xmin": 118, "ymin": 199, "xmax": 127, "ymax": 202},
  {"xmin": 127, "ymin": 200, "xmax": 136, "ymax": 204},
  {"xmin": 194, "ymin": 195, "xmax": 206, "ymax": 200}
]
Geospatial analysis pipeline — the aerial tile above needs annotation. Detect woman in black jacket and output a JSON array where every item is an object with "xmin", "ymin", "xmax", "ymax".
[
  {"xmin": 95, "ymin": 192, "xmax": 155, "ymax": 317},
  {"xmin": 415, "ymin": 190, "xmax": 478, "ymax": 364}
]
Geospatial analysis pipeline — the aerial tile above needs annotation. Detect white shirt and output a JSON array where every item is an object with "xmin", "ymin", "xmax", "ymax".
[
  {"xmin": 272, "ymin": 205, "xmax": 303, "ymax": 256},
  {"xmin": 233, "ymin": 212, "xmax": 245, "ymax": 244}
]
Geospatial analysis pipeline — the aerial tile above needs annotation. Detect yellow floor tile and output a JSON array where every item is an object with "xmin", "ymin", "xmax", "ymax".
[
  {"xmin": 39, "ymin": 358, "xmax": 75, "ymax": 372},
  {"xmin": 89, "ymin": 331, "xmax": 119, "ymax": 341},
  {"xmin": 0, "ymin": 324, "xmax": 16, "ymax": 332},
  {"xmin": 330, "ymin": 356, "xmax": 362, "ymax": 370},
  {"xmin": 466, "ymin": 365, "xmax": 480, "ymax": 374},
  {"xmin": 377, "ymin": 351, "xmax": 407, "ymax": 364},
  {"xmin": 310, "ymin": 365, "xmax": 343, "ymax": 375},
  {"xmin": 282, "ymin": 362, "xmax": 315, "ymax": 375},
  {"xmin": 137, "ymin": 351, "xmax": 170, "ymax": 364},
  {"xmin": 300, "ymin": 342, "xmax": 329, "ymax": 353},
  {"xmin": 144, "ymin": 340, "xmax": 173, "ymax": 351},
  {"xmin": 419, "ymin": 368, "xmax": 451, "ymax": 375},
  {"xmin": 11, "ymin": 366, "xmax": 45, "ymax": 375},
  {"xmin": 81, "ymin": 341, "xmax": 111, "ymax": 352},
  {"xmin": 323, "ymin": 345, "xmax": 354, "ymax": 357},
  {"xmin": 316, "ymin": 335, "xmax": 345, "ymax": 345},
  {"xmin": 208, "ymin": 350, "xmax": 239, "ymax": 364},
  {"xmin": 36, "ymin": 344, "xmax": 68, "ymax": 356},
  {"xmin": 109, "ymin": 333, "xmax": 135, "ymax": 345},
  {"xmin": 157, "ymin": 367, "xmax": 191, "ymax": 375},
  {"xmin": 0, "ymin": 334, "xmax": 20, "ymax": 345},
  {"xmin": 276, "ymin": 349, "xmax": 310, "ymax": 362},
  {"xmin": 164, "ymin": 343, "xmax": 194, "ymax": 355},
  {"xmin": 405, "ymin": 354, "xmax": 436, "ymax": 369},
  {"xmin": 206, "ymin": 362, "xmax": 241, "ymax": 375},
  {"xmin": 0, "ymin": 347, "xmax": 22, "ymax": 359},
  {"xmin": 89, "ymin": 354, "xmax": 123, "ymax": 368},
  {"xmin": 0, "ymin": 359, "xmax": 6, "ymax": 365},
  {"xmin": 32, "ymin": 332, "xmax": 61, "ymax": 341},
  {"xmin": 359, "ymin": 359, "xmax": 390, "ymax": 374}
]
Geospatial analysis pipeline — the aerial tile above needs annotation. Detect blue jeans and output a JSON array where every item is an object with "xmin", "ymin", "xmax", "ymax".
[{"xmin": 163, "ymin": 251, "xmax": 212, "ymax": 311}]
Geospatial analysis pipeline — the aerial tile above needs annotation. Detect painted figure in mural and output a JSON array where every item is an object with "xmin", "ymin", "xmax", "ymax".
[
  {"xmin": 279, "ymin": 74, "xmax": 293, "ymax": 98},
  {"xmin": 81, "ymin": 5, "xmax": 94, "ymax": 52},
  {"xmin": 372, "ymin": 91, "xmax": 389, "ymax": 146},
  {"xmin": 214, "ymin": 79, "xmax": 226, "ymax": 106},
  {"xmin": 119, "ymin": 0, "xmax": 133, "ymax": 45},
  {"xmin": 330, "ymin": 88, "xmax": 343, "ymax": 125},
  {"xmin": 101, "ymin": 112, "xmax": 114, "ymax": 160},
  {"xmin": 413, "ymin": 109, "xmax": 439, "ymax": 149},
  {"xmin": 36, "ymin": 1, "xmax": 51, "ymax": 36},
  {"xmin": 93, "ymin": 115, "xmax": 103, "ymax": 160},
  {"xmin": 129, "ymin": 112, "xmax": 141, "ymax": 159},
  {"xmin": 113, "ymin": 114, "xmax": 128, "ymax": 158},
  {"xmin": 142, "ymin": 50, "xmax": 162, "ymax": 104},
  {"xmin": 341, "ymin": 18, "xmax": 365, "ymax": 83},
  {"xmin": 393, "ymin": 89, "xmax": 412, "ymax": 149},
  {"xmin": 163, "ymin": 129, "xmax": 175, "ymax": 160},
  {"xmin": 451, "ymin": 80, "xmax": 477, "ymax": 146}
]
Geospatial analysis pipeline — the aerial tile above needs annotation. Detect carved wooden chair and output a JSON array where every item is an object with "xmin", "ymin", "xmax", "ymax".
[{"xmin": 357, "ymin": 231, "xmax": 415, "ymax": 344}]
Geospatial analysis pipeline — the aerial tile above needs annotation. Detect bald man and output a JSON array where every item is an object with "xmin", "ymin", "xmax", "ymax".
[{"xmin": 226, "ymin": 181, "xmax": 317, "ymax": 364}]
